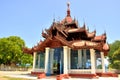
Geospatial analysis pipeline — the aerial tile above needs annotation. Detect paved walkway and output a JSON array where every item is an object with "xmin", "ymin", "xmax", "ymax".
[{"xmin": 0, "ymin": 71, "xmax": 119, "ymax": 80}]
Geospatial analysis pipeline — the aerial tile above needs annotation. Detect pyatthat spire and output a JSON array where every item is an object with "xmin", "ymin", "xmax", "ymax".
[{"xmin": 67, "ymin": 2, "xmax": 71, "ymax": 17}]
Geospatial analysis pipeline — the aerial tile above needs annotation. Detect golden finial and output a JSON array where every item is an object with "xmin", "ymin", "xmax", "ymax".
[
  {"xmin": 67, "ymin": 1, "xmax": 71, "ymax": 16},
  {"xmin": 67, "ymin": 2, "xmax": 70, "ymax": 9}
]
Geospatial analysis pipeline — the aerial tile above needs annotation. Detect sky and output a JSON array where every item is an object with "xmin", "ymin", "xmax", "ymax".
[{"xmin": 0, "ymin": 0, "xmax": 120, "ymax": 48}]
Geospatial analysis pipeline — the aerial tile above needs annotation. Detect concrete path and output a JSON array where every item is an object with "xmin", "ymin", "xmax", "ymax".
[{"xmin": 0, "ymin": 71, "xmax": 119, "ymax": 80}]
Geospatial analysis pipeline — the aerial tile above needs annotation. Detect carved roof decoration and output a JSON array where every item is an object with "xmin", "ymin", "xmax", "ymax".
[{"xmin": 23, "ymin": 3, "xmax": 109, "ymax": 55}]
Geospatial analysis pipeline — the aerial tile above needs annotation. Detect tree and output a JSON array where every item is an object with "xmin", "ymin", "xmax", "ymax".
[
  {"xmin": 111, "ymin": 48, "xmax": 120, "ymax": 69},
  {"xmin": 21, "ymin": 53, "xmax": 33, "ymax": 66},
  {"xmin": 109, "ymin": 40, "xmax": 120, "ymax": 57},
  {"xmin": 108, "ymin": 40, "xmax": 120, "ymax": 69},
  {"xmin": 0, "ymin": 36, "xmax": 33, "ymax": 66}
]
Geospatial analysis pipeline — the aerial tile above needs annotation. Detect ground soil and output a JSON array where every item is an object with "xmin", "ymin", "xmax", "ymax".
[{"xmin": 0, "ymin": 76, "xmax": 8, "ymax": 80}]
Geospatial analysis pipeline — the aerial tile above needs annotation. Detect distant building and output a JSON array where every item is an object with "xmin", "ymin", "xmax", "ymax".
[{"xmin": 23, "ymin": 3, "xmax": 117, "ymax": 78}]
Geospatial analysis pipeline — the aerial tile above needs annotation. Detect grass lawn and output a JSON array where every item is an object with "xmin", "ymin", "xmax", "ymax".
[{"xmin": 0, "ymin": 76, "xmax": 32, "ymax": 80}]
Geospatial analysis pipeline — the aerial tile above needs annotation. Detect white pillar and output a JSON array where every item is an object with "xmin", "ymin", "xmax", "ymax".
[
  {"xmin": 63, "ymin": 46, "xmax": 68, "ymax": 74},
  {"xmin": 84, "ymin": 49, "xmax": 87, "ymax": 66},
  {"xmin": 33, "ymin": 52, "xmax": 37, "ymax": 71},
  {"xmin": 50, "ymin": 49, "xmax": 54, "ymax": 74},
  {"xmin": 78, "ymin": 50, "xmax": 82, "ymax": 68},
  {"xmin": 101, "ymin": 52, "xmax": 105, "ymax": 73},
  {"xmin": 44, "ymin": 47, "xmax": 50, "ymax": 74},
  {"xmin": 90, "ymin": 49, "xmax": 95, "ymax": 74},
  {"xmin": 68, "ymin": 48, "xmax": 71, "ymax": 71},
  {"xmin": 38, "ymin": 54, "xmax": 40, "ymax": 68}
]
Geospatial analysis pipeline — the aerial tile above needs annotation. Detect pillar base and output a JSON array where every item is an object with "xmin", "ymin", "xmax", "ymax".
[
  {"xmin": 96, "ymin": 72, "xmax": 118, "ymax": 77},
  {"xmin": 69, "ymin": 73, "xmax": 98, "ymax": 79},
  {"xmin": 56, "ymin": 74, "xmax": 70, "ymax": 80},
  {"xmin": 37, "ymin": 73, "xmax": 46, "ymax": 79}
]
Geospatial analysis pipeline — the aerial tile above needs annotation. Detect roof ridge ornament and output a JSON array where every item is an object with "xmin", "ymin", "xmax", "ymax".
[
  {"xmin": 83, "ymin": 22, "xmax": 86, "ymax": 28},
  {"xmin": 104, "ymin": 30, "xmax": 106, "ymax": 36},
  {"xmin": 67, "ymin": 2, "xmax": 71, "ymax": 17}
]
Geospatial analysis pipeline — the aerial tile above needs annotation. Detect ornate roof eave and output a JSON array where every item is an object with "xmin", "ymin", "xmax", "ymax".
[
  {"xmin": 102, "ymin": 43, "xmax": 110, "ymax": 51},
  {"xmin": 23, "ymin": 47, "xmax": 33, "ymax": 54},
  {"xmin": 25, "ymin": 37, "xmax": 53, "ymax": 53},
  {"xmin": 71, "ymin": 40, "xmax": 103, "ymax": 51},
  {"xmin": 67, "ymin": 27, "xmax": 86, "ymax": 33},
  {"xmin": 42, "ymin": 30, "xmax": 50, "ymax": 39},
  {"xmin": 37, "ymin": 37, "xmax": 52, "ymax": 49},
  {"xmin": 73, "ymin": 45, "xmax": 103, "ymax": 51},
  {"xmin": 54, "ymin": 25, "xmax": 68, "ymax": 38},
  {"xmin": 92, "ymin": 34, "xmax": 106, "ymax": 42},
  {"xmin": 23, "ymin": 34, "xmax": 109, "ymax": 55},
  {"xmin": 101, "ymin": 43, "xmax": 110, "ymax": 56},
  {"xmin": 54, "ymin": 36, "xmax": 73, "ymax": 48},
  {"xmin": 54, "ymin": 36, "xmax": 108, "ymax": 53},
  {"xmin": 87, "ymin": 30, "xmax": 96, "ymax": 38},
  {"xmin": 64, "ymin": 20, "xmax": 78, "ymax": 27},
  {"xmin": 82, "ymin": 23, "xmax": 93, "ymax": 38}
]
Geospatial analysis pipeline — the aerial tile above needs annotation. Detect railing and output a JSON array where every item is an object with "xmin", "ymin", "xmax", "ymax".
[
  {"xmin": 33, "ymin": 68, "xmax": 44, "ymax": 72},
  {"xmin": 69, "ymin": 69, "xmax": 91, "ymax": 74},
  {"xmin": 96, "ymin": 69, "xmax": 103, "ymax": 73}
]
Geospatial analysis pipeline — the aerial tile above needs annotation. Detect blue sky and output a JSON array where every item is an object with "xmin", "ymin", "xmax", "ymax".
[{"xmin": 0, "ymin": 0, "xmax": 120, "ymax": 48}]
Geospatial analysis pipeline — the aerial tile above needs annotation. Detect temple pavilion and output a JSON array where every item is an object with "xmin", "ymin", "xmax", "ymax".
[{"xmin": 23, "ymin": 3, "xmax": 115, "ymax": 78}]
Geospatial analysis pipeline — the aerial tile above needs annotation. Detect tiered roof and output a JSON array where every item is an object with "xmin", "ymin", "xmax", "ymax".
[{"xmin": 23, "ymin": 3, "xmax": 109, "ymax": 55}]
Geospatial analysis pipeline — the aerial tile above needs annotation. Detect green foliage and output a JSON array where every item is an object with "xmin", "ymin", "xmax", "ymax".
[
  {"xmin": 0, "ymin": 36, "xmax": 33, "ymax": 66},
  {"xmin": 109, "ymin": 40, "xmax": 120, "ymax": 69},
  {"xmin": 111, "ymin": 48, "xmax": 120, "ymax": 69},
  {"xmin": 109, "ymin": 40, "xmax": 120, "ymax": 57},
  {"xmin": 21, "ymin": 53, "xmax": 33, "ymax": 66}
]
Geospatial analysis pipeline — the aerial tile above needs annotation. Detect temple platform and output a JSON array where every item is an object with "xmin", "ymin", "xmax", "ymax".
[
  {"xmin": 0, "ymin": 71, "xmax": 119, "ymax": 80},
  {"xmin": 96, "ymin": 72, "xmax": 118, "ymax": 77},
  {"xmin": 37, "ymin": 74, "xmax": 119, "ymax": 80},
  {"xmin": 35, "ymin": 72, "xmax": 118, "ymax": 80}
]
